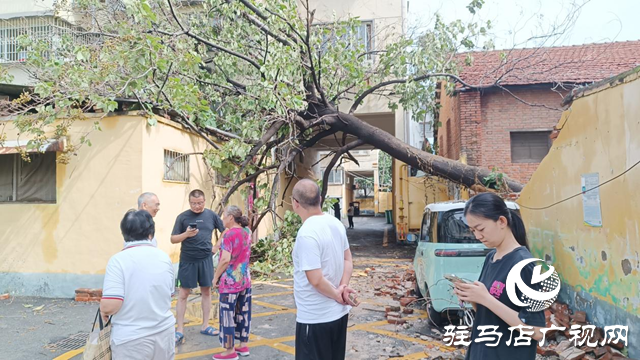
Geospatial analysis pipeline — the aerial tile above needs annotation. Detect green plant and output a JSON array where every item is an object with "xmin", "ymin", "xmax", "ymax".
[
  {"xmin": 251, "ymin": 210, "xmax": 301, "ymax": 279},
  {"xmin": 483, "ymin": 167, "xmax": 505, "ymax": 190}
]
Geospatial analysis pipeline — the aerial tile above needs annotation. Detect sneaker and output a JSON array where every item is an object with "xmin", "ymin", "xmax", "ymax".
[
  {"xmin": 212, "ymin": 353, "xmax": 239, "ymax": 360},
  {"xmin": 235, "ymin": 346, "xmax": 250, "ymax": 356}
]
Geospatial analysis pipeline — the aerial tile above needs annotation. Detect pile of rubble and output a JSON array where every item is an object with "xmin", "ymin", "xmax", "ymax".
[
  {"xmin": 372, "ymin": 268, "xmax": 419, "ymax": 304},
  {"xmin": 75, "ymin": 288, "xmax": 102, "ymax": 302},
  {"xmin": 537, "ymin": 302, "xmax": 630, "ymax": 360},
  {"xmin": 367, "ymin": 267, "xmax": 630, "ymax": 360}
]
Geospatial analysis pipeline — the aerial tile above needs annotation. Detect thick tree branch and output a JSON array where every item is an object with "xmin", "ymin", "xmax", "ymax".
[
  {"xmin": 348, "ymin": 73, "xmax": 482, "ymax": 114},
  {"xmin": 320, "ymin": 139, "xmax": 365, "ymax": 202}
]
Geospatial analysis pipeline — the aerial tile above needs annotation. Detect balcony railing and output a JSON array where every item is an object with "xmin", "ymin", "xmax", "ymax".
[{"xmin": 0, "ymin": 16, "xmax": 96, "ymax": 64}]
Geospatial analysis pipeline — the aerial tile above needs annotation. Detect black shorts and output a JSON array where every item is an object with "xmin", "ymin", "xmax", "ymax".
[
  {"xmin": 295, "ymin": 314, "xmax": 348, "ymax": 360},
  {"xmin": 178, "ymin": 256, "xmax": 214, "ymax": 289}
]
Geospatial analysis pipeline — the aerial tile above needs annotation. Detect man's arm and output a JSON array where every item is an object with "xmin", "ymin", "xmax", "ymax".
[
  {"xmin": 340, "ymin": 248, "xmax": 353, "ymax": 287},
  {"xmin": 171, "ymin": 228, "xmax": 198, "ymax": 244},
  {"xmin": 305, "ymin": 269, "xmax": 345, "ymax": 304}
]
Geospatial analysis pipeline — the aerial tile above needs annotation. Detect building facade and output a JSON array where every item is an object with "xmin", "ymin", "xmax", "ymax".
[{"xmin": 437, "ymin": 41, "xmax": 640, "ymax": 184}]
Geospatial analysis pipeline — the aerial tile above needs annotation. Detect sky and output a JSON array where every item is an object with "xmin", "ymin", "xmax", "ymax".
[{"xmin": 408, "ymin": 0, "xmax": 640, "ymax": 49}]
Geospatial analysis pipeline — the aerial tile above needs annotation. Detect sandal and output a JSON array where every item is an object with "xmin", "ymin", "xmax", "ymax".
[
  {"xmin": 200, "ymin": 326, "xmax": 220, "ymax": 336},
  {"xmin": 175, "ymin": 331, "xmax": 185, "ymax": 345}
]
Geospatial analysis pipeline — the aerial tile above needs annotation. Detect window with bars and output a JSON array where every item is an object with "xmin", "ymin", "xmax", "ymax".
[
  {"xmin": 510, "ymin": 131, "xmax": 552, "ymax": 163},
  {"xmin": 315, "ymin": 21, "xmax": 374, "ymax": 62},
  {"xmin": 0, "ymin": 16, "xmax": 97, "ymax": 63},
  {"xmin": 325, "ymin": 168, "xmax": 344, "ymax": 185},
  {"xmin": 164, "ymin": 150, "xmax": 190, "ymax": 182},
  {"xmin": 0, "ymin": 153, "xmax": 56, "ymax": 203}
]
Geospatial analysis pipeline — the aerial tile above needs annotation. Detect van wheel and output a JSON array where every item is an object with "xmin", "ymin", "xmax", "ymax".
[
  {"xmin": 425, "ymin": 287, "xmax": 444, "ymax": 327},
  {"xmin": 414, "ymin": 282, "xmax": 423, "ymax": 298}
]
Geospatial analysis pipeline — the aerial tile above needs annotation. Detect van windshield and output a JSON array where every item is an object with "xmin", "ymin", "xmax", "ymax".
[{"xmin": 438, "ymin": 210, "xmax": 479, "ymax": 244}]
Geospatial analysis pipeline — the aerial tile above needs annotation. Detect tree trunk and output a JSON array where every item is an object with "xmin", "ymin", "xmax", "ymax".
[{"xmin": 321, "ymin": 110, "xmax": 524, "ymax": 193}]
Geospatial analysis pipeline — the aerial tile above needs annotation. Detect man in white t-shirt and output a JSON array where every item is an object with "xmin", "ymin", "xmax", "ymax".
[
  {"xmin": 101, "ymin": 210, "xmax": 176, "ymax": 359},
  {"xmin": 137, "ymin": 192, "xmax": 160, "ymax": 247},
  {"xmin": 291, "ymin": 179, "xmax": 359, "ymax": 360}
]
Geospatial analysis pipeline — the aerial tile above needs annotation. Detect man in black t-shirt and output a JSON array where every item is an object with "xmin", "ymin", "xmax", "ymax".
[{"xmin": 171, "ymin": 189, "xmax": 225, "ymax": 345}]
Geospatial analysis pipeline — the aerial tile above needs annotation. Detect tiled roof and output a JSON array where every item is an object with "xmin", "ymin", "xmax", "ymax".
[{"xmin": 456, "ymin": 40, "xmax": 640, "ymax": 88}]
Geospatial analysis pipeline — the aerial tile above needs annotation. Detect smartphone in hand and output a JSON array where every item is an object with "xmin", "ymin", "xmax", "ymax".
[
  {"xmin": 444, "ymin": 274, "xmax": 470, "ymax": 284},
  {"xmin": 188, "ymin": 223, "xmax": 198, "ymax": 230}
]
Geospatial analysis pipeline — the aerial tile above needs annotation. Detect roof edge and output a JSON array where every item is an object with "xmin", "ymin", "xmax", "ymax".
[{"xmin": 562, "ymin": 65, "xmax": 640, "ymax": 106}]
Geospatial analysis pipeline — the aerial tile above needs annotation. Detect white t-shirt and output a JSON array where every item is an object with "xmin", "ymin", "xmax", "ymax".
[
  {"xmin": 103, "ymin": 240, "xmax": 176, "ymax": 345},
  {"xmin": 292, "ymin": 214, "xmax": 350, "ymax": 324}
]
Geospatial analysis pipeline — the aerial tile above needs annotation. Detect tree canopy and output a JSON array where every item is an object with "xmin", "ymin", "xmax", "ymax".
[{"xmin": 0, "ymin": 0, "xmax": 527, "ymax": 228}]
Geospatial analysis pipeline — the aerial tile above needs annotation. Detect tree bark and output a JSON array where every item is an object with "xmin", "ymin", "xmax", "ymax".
[{"xmin": 316, "ymin": 110, "xmax": 524, "ymax": 193}]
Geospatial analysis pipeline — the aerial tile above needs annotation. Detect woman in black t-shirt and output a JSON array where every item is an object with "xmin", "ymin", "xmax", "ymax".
[{"xmin": 454, "ymin": 193, "xmax": 547, "ymax": 360}]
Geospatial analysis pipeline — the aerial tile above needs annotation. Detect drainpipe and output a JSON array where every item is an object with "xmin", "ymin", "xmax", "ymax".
[{"xmin": 397, "ymin": 164, "xmax": 408, "ymax": 241}]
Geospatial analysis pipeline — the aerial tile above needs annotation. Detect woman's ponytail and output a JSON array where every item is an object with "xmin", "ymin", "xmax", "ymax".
[{"xmin": 508, "ymin": 208, "xmax": 528, "ymax": 249}]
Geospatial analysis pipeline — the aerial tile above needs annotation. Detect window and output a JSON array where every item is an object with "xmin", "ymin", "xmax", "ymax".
[
  {"xmin": 355, "ymin": 21, "xmax": 374, "ymax": 60},
  {"xmin": 510, "ymin": 131, "xmax": 552, "ymax": 163},
  {"xmin": 0, "ymin": 153, "xmax": 56, "ymax": 203},
  {"xmin": 420, "ymin": 211, "xmax": 432, "ymax": 242},
  {"xmin": 164, "ymin": 150, "xmax": 190, "ymax": 182},
  {"xmin": 0, "ymin": 17, "xmax": 96, "ymax": 63},
  {"xmin": 315, "ymin": 20, "xmax": 374, "ymax": 62},
  {"xmin": 325, "ymin": 168, "xmax": 343, "ymax": 185},
  {"xmin": 437, "ymin": 210, "xmax": 478, "ymax": 244}
]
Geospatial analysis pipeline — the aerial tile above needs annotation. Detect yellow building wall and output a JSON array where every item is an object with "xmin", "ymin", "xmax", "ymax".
[
  {"xmin": 377, "ymin": 191, "xmax": 392, "ymax": 212},
  {"xmin": 519, "ymin": 69, "xmax": 640, "ymax": 356},
  {"xmin": 0, "ymin": 115, "xmax": 143, "ymax": 296},
  {"xmin": 0, "ymin": 114, "xmax": 245, "ymax": 297},
  {"xmin": 141, "ymin": 118, "xmax": 245, "ymax": 262},
  {"xmin": 393, "ymin": 160, "xmax": 450, "ymax": 238}
]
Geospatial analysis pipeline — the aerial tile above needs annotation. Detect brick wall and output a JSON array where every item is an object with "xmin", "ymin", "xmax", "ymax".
[
  {"xmin": 436, "ymin": 82, "xmax": 462, "ymax": 160},
  {"xmin": 479, "ymin": 87, "xmax": 565, "ymax": 183},
  {"xmin": 438, "ymin": 85, "xmax": 566, "ymax": 184}
]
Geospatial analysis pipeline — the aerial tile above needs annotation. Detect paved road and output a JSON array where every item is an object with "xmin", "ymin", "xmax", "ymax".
[{"xmin": 1, "ymin": 216, "xmax": 464, "ymax": 360}]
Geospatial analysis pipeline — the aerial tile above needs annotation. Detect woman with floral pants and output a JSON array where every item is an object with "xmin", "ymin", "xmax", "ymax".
[{"xmin": 212, "ymin": 205, "xmax": 252, "ymax": 360}]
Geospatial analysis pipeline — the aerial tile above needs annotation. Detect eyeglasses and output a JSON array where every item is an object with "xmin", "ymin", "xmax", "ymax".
[{"xmin": 291, "ymin": 196, "xmax": 299, "ymax": 204}]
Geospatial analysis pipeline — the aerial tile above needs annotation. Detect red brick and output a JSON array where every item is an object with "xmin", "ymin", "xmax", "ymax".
[
  {"xmin": 399, "ymin": 297, "xmax": 416, "ymax": 307},
  {"xmin": 402, "ymin": 308, "xmax": 414, "ymax": 314},
  {"xmin": 387, "ymin": 317, "xmax": 406, "ymax": 325}
]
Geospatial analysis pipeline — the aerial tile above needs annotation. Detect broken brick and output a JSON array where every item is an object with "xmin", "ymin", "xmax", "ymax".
[
  {"xmin": 402, "ymin": 308, "xmax": 414, "ymax": 314},
  {"xmin": 75, "ymin": 288, "xmax": 91, "ymax": 294},
  {"xmin": 559, "ymin": 347, "xmax": 585, "ymax": 360},
  {"xmin": 0, "ymin": 293, "xmax": 9, "ymax": 300},
  {"xmin": 537, "ymin": 345, "xmax": 558, "ymax": 356},
  {"xmin": 386, "ymin": 312, "xmax": 401, "ymax": 319},
  {"xmin": 399, "ymin": 297, "xmax": 416, "ymax": 307},
  {"xmin": 555, "ymin": 340, "xmax": 572, "ymax": 354},
  {"xmin": 385, "ymin": 305, "xmax": 401, "ymax": 313},
  {"xmin": 593, "ymin": 347, "xmax": 608, "ymax": 358},
  {"xmin": 387, "ymin": 317, "xmax": 406, "ymax": 325},
  {"xmin": 572, "ymin": 311, "xmax": 587, "ymax": 323}
]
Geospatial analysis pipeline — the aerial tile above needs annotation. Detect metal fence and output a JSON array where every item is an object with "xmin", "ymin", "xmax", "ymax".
[{"xmin": 0, "ymin": 16, "xmax": 96, "ymax": 63}]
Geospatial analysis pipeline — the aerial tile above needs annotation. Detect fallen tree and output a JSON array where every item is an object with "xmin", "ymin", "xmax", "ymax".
[{"xmin": 0, "ymin": 0, "xmax": 562, "ymax": 229}]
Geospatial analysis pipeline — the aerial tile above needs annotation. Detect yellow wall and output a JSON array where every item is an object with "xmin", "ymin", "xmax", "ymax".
[
  {"xmin": 519, "ymin": 70, "xmax": 640, "ymax": 342},
  {"xmin": 378, "ymin": 191, "xmax": 392, "ymax": 212},
  {"xmin": 393, "ymin": 160, "xmax": 450, "ymax": 238},
  {"xmin": 0, "ymin": 115, "xmax": 142, "ymax": 279},
  {"xmin": 141, "ymin": 118, "xmax": 244, "ymax": 261},
  {"xmin": 0, "ymin": 114, "xmax": 245, "ymax": 296}
]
